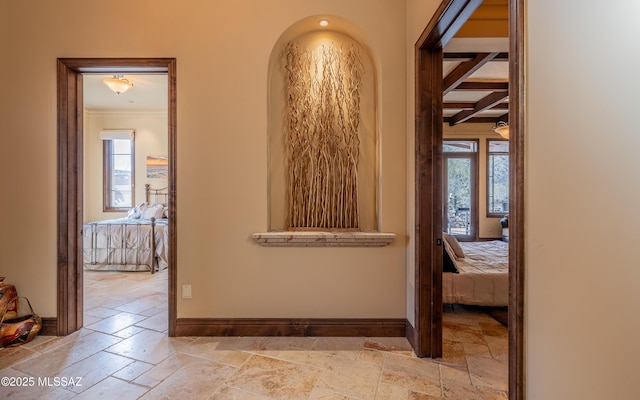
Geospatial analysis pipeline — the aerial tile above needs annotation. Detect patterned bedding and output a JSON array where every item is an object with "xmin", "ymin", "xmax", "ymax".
[
  {"xmin": 83, "ymin": 218, "xmax": 169, "ymax": 272},
  {"xmin": 443, "ymin": 240, "xmax": 508, "ymax": 306}
]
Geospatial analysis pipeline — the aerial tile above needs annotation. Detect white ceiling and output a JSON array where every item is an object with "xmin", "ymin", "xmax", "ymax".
[{"xmin": 83, "ymin": 74, "xmax": 168, "ymax": 111}]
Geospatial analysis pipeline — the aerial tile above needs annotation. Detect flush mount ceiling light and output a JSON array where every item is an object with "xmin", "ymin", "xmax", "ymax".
[
  {"xmin": 493, "ymin": 121, "xmax": 509, "ymax": 139},
  {"xmin": 103, "ymin": 75, "xmax": 133, "ymax": 95}
]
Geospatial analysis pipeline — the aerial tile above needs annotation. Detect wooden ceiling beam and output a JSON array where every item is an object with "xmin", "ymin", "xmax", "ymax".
[
  {"xmin": 444, "ymin": 116, "xmax": 505, "ymax": 124},
  {"xmin": 444, "ymin": 52, "xmax": 508, "ymax": 61},
  {"xmin": 444, "ymin": 102, "xmax": 508, "ymax": 110},
  {"xmin": 443, "ymin": 52, "xmax": 500, "ymax": 95},
  {"xmin": 455, "ymin": 81, "xmax": 508, "ymax": 91},
  {"xmin": 448, "ymin": 90, "xmax": 508, "ymax": 125},
  {"xmin": 418, "ymin": 0, "xmax": 484, "ymax": 48}
]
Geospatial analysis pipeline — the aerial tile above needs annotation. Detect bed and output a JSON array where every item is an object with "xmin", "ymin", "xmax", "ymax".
[
  {"xmin": 442, "ymin": 233, "xmax": 508, "ymax": 307},
  {"xmin": 83, "ymin": 185, "xmax": 169, "ymax": 273}
]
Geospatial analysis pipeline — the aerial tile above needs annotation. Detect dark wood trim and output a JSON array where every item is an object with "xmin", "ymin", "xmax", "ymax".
[
  {"xmin": 443, "ymin": 52, "xmax": 499, "ymax": 95},
  {"xmin": 414, "ymin": 37, "xmax": 444, "ymax": 360},
  {"xmin": 444, "ymin": 116, "xmax": 506, "ymax": 124},
  {"xmin": 176, "ymin": 318, "xmax": 407, "ymax": 337},
  {"xmin": 39, "ymin": 317, "xmax": 58, "ymax": 336},
  {"xmin": 509, "ymin": 0, "xmax": 525, "ymax": 398},
  {"xmin": 414, "ymin": 0, "xmax": 483, "ymax": 361},
  {"xmin": 417, "ymin": 0, "xmax": 483, "ymax": 49},
  {"xmin": 57, "ymin": 58, "xmax": 177, "ymax": 338},
  {"xmin": 415, "ymin": 1, "xmax": 525, "ymax": 398},
  {"xmin": 57, "ymin": 60, "xmax": 83, "ymax": 335},
  {"xmin": 456, "ymin": 81, "xmax": 509, "ymax": 91},
  {"xmin": 448, "ymin": 91, "xmax": 509, "ymax": 126},
  {"xmin": 444, "ymin": 52, "xmax": 509, "ymax": 61},
  {"xmin": 405, "ymin": 320, "xmax": 418, "ymax": 350},
  {"xmin": 167, "ymin": 59, "xmax": 178, "ymax": 337},
  {"xmin": 444, "ymin": 102, "xmax": 509, "ymax": 110}
]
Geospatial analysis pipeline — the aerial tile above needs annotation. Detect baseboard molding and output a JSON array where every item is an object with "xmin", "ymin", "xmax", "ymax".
[
  {"xmin": 175, "ymin": 318, "xmax": 407, "ymax": 337},
  {"xmin": 405, "ymin": 319, "xmax": 418, "ymax": 352},
  {"xmin": 39, "ymin": 317, "xmax": 57, "ymax": 336}
]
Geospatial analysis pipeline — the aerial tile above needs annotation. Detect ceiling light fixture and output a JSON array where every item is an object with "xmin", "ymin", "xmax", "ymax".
[
  {"xmin": 319, "ymin": 19, "xmax": 329, "ymax": 27},
  {"xmin": 103, "ymin": 75, "xmax": 133, "ymax": 95},
  {"xmin": 493, "ymin": 121, "xmax": 509, "ymax": 139}
]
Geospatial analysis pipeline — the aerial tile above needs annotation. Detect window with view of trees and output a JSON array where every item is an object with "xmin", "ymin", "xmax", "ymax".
[
  {"xmin": 103, "ymin": 139, "xmax": 134, "ymax": 211},
  {"xmin": 443, "ymin": 140, "xmax": 478, "ymax": 241},
  {"xmin": 487, "ymin": 139, "xmax": 509, "ymax": 217}
]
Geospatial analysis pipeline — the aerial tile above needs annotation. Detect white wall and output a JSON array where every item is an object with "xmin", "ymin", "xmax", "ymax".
[
  {"xmin": 84, "ymin": 111, "xmax": 168, "ymax": 222},
  {"xmin": 0, "ymin": 0, "xmax": 408, "ymax": 320},
  {"xmin": 526, "ymin": 1, "xmax": 640, "ymax": 398}
]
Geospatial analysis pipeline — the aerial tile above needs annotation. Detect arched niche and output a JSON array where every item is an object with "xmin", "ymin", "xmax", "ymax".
[{"xmin": 266, "ymin": 15, "xmax": 379, "ymax": 232}]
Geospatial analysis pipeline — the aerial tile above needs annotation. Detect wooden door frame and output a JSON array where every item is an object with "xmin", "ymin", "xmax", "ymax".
[
  {"xmin": 56, "ymin": 58, "xmax": 177, "ymax": 336},
  {"xmin": 412, "ymin": 1, "xmax": 524, "ymax": 399}
]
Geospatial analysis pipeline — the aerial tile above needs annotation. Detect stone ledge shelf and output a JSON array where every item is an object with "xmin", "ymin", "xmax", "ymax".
[{"xmin": 252, "ymin": 231, "xmax": 396, "ymax": 247}]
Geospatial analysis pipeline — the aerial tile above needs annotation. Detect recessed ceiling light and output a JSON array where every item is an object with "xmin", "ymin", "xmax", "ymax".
[{"xmin": 319, "ymin": 19, "xmax": 329, "ymax": 27}]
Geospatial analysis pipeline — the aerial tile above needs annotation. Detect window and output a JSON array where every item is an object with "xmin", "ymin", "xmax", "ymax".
[
  {"xmin": 443, "ymin": 140, "xmax": 478, "ymax": 241},
  {"xmin": 103, "ymin": 138, "xmax": 134, "ymax": 211},
  {"xmin": 487, "ymin": 139, "xmax": 509, "ymax": 217}
]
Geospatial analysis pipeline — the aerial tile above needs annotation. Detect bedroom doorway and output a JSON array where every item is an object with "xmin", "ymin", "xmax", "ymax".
[
  {"xmin": 56, "ymin": 58, "xmax": 177, "ymax": 337},
  {"xmin": 413, "ymin": 0, "xmax": 524, "ymax": 399}
]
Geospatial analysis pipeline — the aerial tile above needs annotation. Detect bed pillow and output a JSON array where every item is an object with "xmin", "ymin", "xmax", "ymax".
[
  {"xmin": 442, "ymin": 239, "xmax": 459, "ymax": 273},
  {"xmin": 141, "ymin": 204, "xmax": 164, "ymax": 220},
  {"xmin": 443, "ymin": 232, "xmax": 465, "ymax": 259},
  {"xmin": 127, "ymin": 202, "xmax": 147, "ymax": 219}
]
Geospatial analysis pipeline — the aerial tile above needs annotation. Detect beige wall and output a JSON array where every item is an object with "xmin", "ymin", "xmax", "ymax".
[
  {"xmin": 405, "ymin": 0, "xmax": 442, "ymax": 327},
  {"xmin": 5, "ymin": 1, "xmax": 634, "ymax": 396},
  {"xmin": 0, "ymin": 1, "xmax": 408, "ymax": 319},
  {"xmin": 84, "ymin": 111, "xmax": 168, "ymax": 222},
  {"xmin": 526, "ymin": 1, "xmax": 640, "ymax": 398}
]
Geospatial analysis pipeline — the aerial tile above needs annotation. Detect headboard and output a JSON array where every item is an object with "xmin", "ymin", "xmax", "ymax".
[{"xmin": 145, "ymin": 184, "xmax": 169, "ymax": 206}]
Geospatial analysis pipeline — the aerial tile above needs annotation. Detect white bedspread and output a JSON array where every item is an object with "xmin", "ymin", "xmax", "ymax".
[
  {"xmin": 83, "ymin": 218, "xmax": 169, "ymax": 272},
  {"xmin": 443, "ymin": 240, "xmax": 508, "ymax": 306}
]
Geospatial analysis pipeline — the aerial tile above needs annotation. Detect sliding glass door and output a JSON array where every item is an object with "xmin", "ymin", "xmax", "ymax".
[{"xmin": 443, "ymin": 140, "xmax": 478, "ymax": 241}]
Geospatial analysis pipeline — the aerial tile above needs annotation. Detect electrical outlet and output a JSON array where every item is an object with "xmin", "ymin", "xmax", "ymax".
[{"xmin": 182, "ymin": 284, "xmax": 192, "ymax": 299}]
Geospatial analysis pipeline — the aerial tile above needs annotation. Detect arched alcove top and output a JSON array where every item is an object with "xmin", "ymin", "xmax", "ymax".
[
  {"xmin": 268, "ymin": 14, "xmax": 380, "ymax": 85},
  {"xmin": 257, "ymin": 14, "xmax": 394, "ymax": 246}
]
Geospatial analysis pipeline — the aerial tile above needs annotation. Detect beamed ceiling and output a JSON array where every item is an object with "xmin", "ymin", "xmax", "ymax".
[{"xmin": 443, "ymin": 0, "xmax": 509, "ymax": 126}]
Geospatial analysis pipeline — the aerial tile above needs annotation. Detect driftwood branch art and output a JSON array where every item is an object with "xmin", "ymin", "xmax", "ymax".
[{"xmin": 284, "ymin": 41, "xmax": 364, "ymax": 230}]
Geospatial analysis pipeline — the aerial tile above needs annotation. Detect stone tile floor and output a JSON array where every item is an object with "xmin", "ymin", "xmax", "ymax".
[{"xmin": 0, "ymin": 270, "xmax": 507, "ymax": 399}]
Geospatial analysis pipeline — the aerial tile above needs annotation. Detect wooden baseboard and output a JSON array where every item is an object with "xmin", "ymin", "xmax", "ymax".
[
  {"xmin": 175, "ymin": 318, "xmax": 407, "ymax": 337},
  {"xmin": 405, "ymin": 319, "xmax": 418, "ymax": 351},
  {"xmin": 39, "ymin": 317, "xmax": 57, "ymax": 336}
]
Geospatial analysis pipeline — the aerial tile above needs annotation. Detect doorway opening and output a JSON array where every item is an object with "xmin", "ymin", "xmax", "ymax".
[
  {"xmin": 56, "ymin": 58, "xmax": 177, "ymax": 337},
  {"xmin": 412, "ymin": 0, "xmax": 524, "ymax": 399}
]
